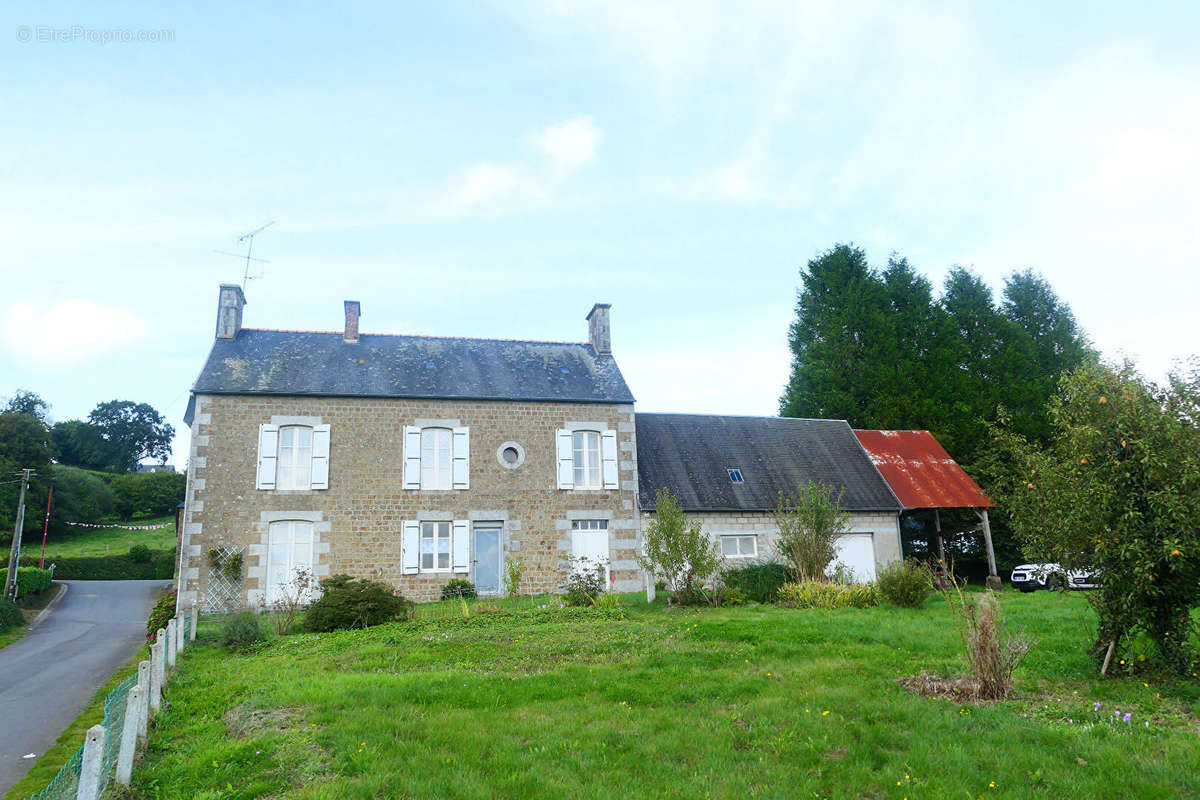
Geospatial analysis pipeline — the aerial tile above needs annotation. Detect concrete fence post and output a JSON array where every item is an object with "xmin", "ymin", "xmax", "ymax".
[
  {"xmin": 176, "ymin": 613, "xmax": 186, "ymax": 657},
  {"xmin": 166, "ymin": 618, "xmax": 177, "ymax": 669},
  {"xmin": 150, "ymin": 632, "xmax": 165, "ymax": 714},
  {"xmin": 115, "ymin": 684, "xmax": 142, "ymax": 785},
  {"xmin": 136, "ymin": 660, "xmax": 151, "ymax": 741},
  {"xmin": 75, "ymin": 724, "xmax": 106, "ymax": 800},
  {"xmin": 189, "ymin": 604, "xmax": 198, "ymax": 642}
]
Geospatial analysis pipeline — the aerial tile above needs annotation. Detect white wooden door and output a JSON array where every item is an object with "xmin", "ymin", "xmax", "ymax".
[
  {"xmin": 829, "ymin": 533, "xmax": 876, "ymax": 583},
  {"xmin": 570, "ymin": 520, "xmax": 610, "ymax": 585}
]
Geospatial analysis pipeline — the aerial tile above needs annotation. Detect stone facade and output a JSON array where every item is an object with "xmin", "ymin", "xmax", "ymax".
[
  {"xmin": 179, "ymin": 394, "xmax": 641, "ymax": 606},
  {"xmin": 640, "ymin": 510, "xmax": 903, "ymax": 577}
]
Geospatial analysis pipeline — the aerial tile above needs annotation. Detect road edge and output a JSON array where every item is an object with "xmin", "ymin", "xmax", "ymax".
[{"xmin": 26, "ymin": 582, "xmax": 68, "ymax": 632}]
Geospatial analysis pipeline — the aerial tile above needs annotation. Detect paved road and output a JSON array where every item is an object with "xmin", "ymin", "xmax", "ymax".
[{"xmin": 0, "ymin": 580, "xmax": 166, "ymax": 795}]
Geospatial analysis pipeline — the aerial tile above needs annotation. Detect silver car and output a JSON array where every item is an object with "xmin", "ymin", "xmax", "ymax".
[{"xmin": 1010, "ymin": 563, "xmax": 1101, "ymax": 592}]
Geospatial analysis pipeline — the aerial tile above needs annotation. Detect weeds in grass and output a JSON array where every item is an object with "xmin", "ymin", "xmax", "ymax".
[
  {"xmin": 778, "ymin": 580, "xmax": 879, "ymax": 609},
  {"xmin": 267, "ymin": 566, "xmax": 316, "ymax": 635},
  {"xmin": 937, "ymin": 577, "xmax": 1033, "ymax": 700},
  {"xmin": 504, "ymin": 557, "xmax": 524, "ymax": 600}
]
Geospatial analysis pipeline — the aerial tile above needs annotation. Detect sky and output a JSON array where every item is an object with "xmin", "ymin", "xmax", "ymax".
[{"xmin": 2, "ymin": 1, "xmax": 1198, "ymax": 466}]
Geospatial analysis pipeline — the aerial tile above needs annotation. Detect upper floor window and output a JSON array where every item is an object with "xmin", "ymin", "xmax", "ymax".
[
  {"xmin": 256, "ymin": 422, "xmax": 330, "ymax": 491},
  {"xmin": 403, "ymin": 425, "xmax": 469, "ymax": 490},
  {"xmin": 556, "ymin": 427, "xmax": 619, "ymax": 490}
]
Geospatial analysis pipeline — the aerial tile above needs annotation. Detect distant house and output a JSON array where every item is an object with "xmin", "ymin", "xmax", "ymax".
[
  {"xmin": 178, "ymin": 285, "xmax": 913, "ymax": 609},
  {"xmin": 137, "ymin": 464, "xmax": 176, "ymax": 473},
  {"xmin": 635, "ymin": 414, "xmax": 902, "ymax": 581}
]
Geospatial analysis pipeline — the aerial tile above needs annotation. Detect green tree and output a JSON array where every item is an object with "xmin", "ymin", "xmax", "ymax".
[
  {"xmin": 639, "ymin": 488, "xmax": 721, "ymax": 603},
  {"xmin": 0, "ymin": 410, "xmax": 55, "ymax": 543},
  {"xmin": 50, "ymin": 419, "xmax": 116, "ymax": 471},
  {"xmin": 87, "ymin": 400, "xmax": 174, "ymax": 472},
  {"xmin": 4, "ymin": 390, "xmax": 50, "ymax": 424},
  {"xmin": 990, "ymin": 361, "xmax": 1200, "ymax": 674},
  {"xmin": 771, "ymin": 484, "xmax": 850, "ymax": 581}
]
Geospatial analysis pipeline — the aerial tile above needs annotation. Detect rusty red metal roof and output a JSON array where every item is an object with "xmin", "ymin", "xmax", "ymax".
[{"xmin": 853, "ymin": 429, "xmax": 992, "ymax": 509}]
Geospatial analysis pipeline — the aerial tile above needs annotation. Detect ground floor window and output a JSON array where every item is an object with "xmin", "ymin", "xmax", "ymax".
[
  {"xmin": 267, "ymin": 520, "xmax": 315, "ymax": 603},
  {"xmin": 421, "ymin": 521, "xmax": 452, "ymax": 571},
  {"xmin": 720, "ymin": 534, "xmax": 757, "ymax": 558}
]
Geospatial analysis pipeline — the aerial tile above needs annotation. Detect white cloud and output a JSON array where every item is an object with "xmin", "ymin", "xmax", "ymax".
[
  {"xmin": 2, "ymin": 299, "xmax": 147, "ymax": 367},
  {"xmin": 531, "ymin": 115, "xmax": 603, "ymax": 172},
  {"xmin": 443, "ymin": 116, "xmax": 604, "ymax": 215}
]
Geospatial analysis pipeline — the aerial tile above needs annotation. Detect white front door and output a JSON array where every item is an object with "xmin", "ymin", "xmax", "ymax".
[
  {"xmin": 830, "ymin": 533, "xmax": 876, "ymax": 583},
  {"xmin": 266, "ymin": 520, "xmax": 314, "ymax": 603},
  {"xmin": 570, "ymin": 519, "xmax": 610, "ymax": 586}
]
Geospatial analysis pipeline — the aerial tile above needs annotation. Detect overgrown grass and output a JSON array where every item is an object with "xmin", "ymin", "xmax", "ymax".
[
  {"xmin": 0, "ymin": 583, "xmax": 67, "ymax": 652},
  {"xmin": 118, "ymin": 590, "xmax": 1199, "ymax": 799},
  {"xmin": 36, "ymin": 516, "xmax": 176, "ymax": 559}
]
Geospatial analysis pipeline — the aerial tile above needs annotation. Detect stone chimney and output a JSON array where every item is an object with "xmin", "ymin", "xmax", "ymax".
[
  {"xmin": 215, "ymin": 284, "xmax": 246, "ymax": 339},
  {"xmin": 344, "ymin": 300, "xmax": 361, "ymax": 344},
  {"xmin": 586, "ymin": 303, "xmax": 612, "ymax": 355}
]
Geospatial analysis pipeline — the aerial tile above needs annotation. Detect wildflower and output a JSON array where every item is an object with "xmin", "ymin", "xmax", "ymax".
[
  {"xmin": 1093, "ymin": 701, "xmax": 1101, "ymax": 711},
  {"xmin": 989, "ymin": 781, "xmax": 997, "ymax": 789},
  {"xmin": 1145, "ymin": 721, "xmax": 1150, "ymax": 728},
  {"xmin": 1143, "ymin": 682, "xmax": 1149, "ymax": 688},
  {"xmin": 1114, "ymin": 710, "xmax": 1120, "ymax": 718},
  {"xmin": 822, "ymin": 710, "xmax": 830, "ymax": 716},
  {"xmin": 1123, "ymin": 713, "xmax": 1131, "ymax": 722}
]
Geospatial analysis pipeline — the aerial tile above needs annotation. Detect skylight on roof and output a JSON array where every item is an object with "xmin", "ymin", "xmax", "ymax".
[{"xmin": 727, "ymin": 468, "xmax": 744, "ymax": 484}]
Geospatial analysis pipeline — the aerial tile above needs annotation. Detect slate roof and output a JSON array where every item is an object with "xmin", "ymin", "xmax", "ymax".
[
  {"xmin": 636, "ymin": 413, "xmax": 902, "ymax": 512},
  {"xmin": 853, "ymin": 429, "xmax": 992, "ymax": 509},
  {"xmin": 185, "ymin": 329, "xmax": 634, "ymax": 421}
]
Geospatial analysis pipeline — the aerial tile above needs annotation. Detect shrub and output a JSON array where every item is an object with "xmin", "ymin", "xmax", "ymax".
[
  {"xmin": 266, "ymin": 567, "xmax": 316, "ymax": 636},
  {"xmin": 562, "ymin": 556, "xmax": 607, "ymax": 606},
  {"xmin": 110, "ymin": 470, "xmax": 186, "ymax": 520},
  {"xmin": 778, "ymin": 580, "xmax": 879, "ymax": 609},
  {"xmin": 128, "ymin": 543, "xmax": 152, "ymax": 563},
  {"xmin": 146, "ymin": 591, "xmax": 177, "ymax": 641},
  {"xmin": 0, "ymin": 567, "xmax": 53, "ymax": 597},
  {"xmin": 772, "ymin": 484, "xmax": 849, "ymax": 581},
  {"xmin": 503, "ymin": 557, "xmax": 524, "ymax": 599},
  {"xmin": 304, "ymin": 575, "xmax": 414, "ymax": 632},
  {"xmin": 939, "ymin": 585, "xmax": 1033, "ymax": 700},
  {"xmin": 441, "ymin": 579, "xmax": 477, "ymax": 601},
  {"xmin": 0, "ymin": 596, "xmax": 23, "ymax": 631},
  {"xmin": 25, "ymin": 549, "xmax": 175, "ymax": 580},
  {"xmin": 877, "ymin": 559, "xmax": 932, "ymax": 608},
  {"xmin": 49, "ymin": 465, "xmax": 114, "ymax": 527},
  {"xmin": 721, "ymin": 587, "xmax": 749, "ymax": 606},
  {"xmin": 639, "ymin": 488, "xmax": 722, "ymax": 603},
  {"xmin": 721, "ymin": 562, "xmax": 792, "ymax": 604},
  {"xmin": 222, "ymin": 612, "xmax": 266, "ymax": 652}
]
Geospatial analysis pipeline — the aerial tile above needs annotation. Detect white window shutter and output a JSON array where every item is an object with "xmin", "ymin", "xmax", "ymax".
[
  {"xmin": 602, "ymin": 429, "xmax": 619, "ymax": 489},
  {"xmin": 556, "ymin": 429, "xmax": 574, "ymax": 489},
  {"xmin": 256, "ymin": 424, "xmax": 279, "ymax": 490},
  {"xmin": 402, "ymin": 521, "xmax": 420, "ymax": 574},
  {"xmin": 310, "ymin": 424, "xmax": 331, "ymax": 489},
  {"xmin": 403, "ymin": 426, "xmax": 421, "ymax": 490},
  {"xmin": 452, "ymin": 520, "xmax": 470, "ymax": 573},
  {"xmin": 452, "ymin": 427, "xmax": 470, "ymax": 489}
]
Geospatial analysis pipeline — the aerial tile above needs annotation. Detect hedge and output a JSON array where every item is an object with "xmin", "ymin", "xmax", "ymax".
[
  {"xmin": 20, "ymin": 548, "xmax": 175, "ymax": 580},
  {"xmin": 0, "ymin": 566, "xmax": 54, "ymax": 596}
]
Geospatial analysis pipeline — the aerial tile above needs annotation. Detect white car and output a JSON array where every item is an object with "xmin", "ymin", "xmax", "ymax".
[{"xmin": 1010, "ymin": 563, "xmax": 1101, "ymax": 592}]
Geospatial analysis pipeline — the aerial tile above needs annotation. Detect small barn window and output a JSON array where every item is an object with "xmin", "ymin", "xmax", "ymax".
[{"xmin": 727, "ymin": 468, "xmax": 744, "ymax": 484}]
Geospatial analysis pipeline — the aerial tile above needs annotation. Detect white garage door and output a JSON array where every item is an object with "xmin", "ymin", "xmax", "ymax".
[{"xmin": 829, "ymin": 533, "xmax": 876, "ymax": 583}]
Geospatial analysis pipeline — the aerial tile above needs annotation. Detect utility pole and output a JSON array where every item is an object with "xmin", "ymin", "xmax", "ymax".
[
  {"xmin": 39, "ymin": 476, "xmax": 56, "ymax": 569},
  {"xmin": 5, "ymin": 469, "xmax": 34, "ymax": 600}
]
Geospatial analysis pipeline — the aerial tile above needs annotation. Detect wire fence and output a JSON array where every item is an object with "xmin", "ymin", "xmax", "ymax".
[{"xmin": 19, "ymin": 607, "xmax": 196, "ymax": 800}]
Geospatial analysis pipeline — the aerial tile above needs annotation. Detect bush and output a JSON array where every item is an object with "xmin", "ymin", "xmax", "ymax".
[
  {"xmin": 562, "ymin": 556, "xmax": 607, "ymax": 606},
  {"xmin": 0, "ymin": 596, "xmax": 23, "ymax": 631},
  {"xmin": 721, "ymin": 587, "xmax": 748, "ymax": 606},
  {"xmin": 639, "ymin": 488, "xmax": 722, "ymax": 603},
  {"xmin": 0, "ymin": 567, "xmax": 53, "ymax": 597},
  {"xmin": 49, "ymin": 465, "xmax": 114, "ymax": 528},
  {"xmin": 440, "ymin": 579, "xmax": 477, "ymax": 601},
  {"xmin": 304, "ymin": 575, "xmax": 414, "ymax": 632},
  {"xmin": 939, "ymin": 585, "xmax": 1033, "ymax": 700},
  {"xmin": 23, "ymin": 548, "xmax": 175, "ymax": 580},
  {"xmin": 128, "ymin": 543, "xmax": 152, "ymax": 563},
  {"xmin": 772, "ymin": 484, "xmax": 850, "ymax": 581},
  {"xmin": 778, "ymin": 580, "xmax": 879, "ymax": 609},
  {"xmin": 109, "ymin": 470, "xmax": 186, "ymax": 520},
  {"xmin": 222, "ymin": 612, "xmax": 267, "ymax": 652},
  {"xmin": 877, "ymin": 559, "xmax": 932, "ymax": 608},
  {"xmin": 721, "ymin": 562, "xmax": 792, "ymax": 604},
  {"xmin": 146, "ymin": 591, "xmax": 176, "ymax": 641}
]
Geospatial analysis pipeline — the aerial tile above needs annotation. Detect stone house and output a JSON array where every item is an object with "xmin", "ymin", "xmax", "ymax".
[
  {"xmin": 179, "ymin": 285, "xmax": 641, "ymax": 608},
  {"xmin": 179, "ymin": 285, "xmax": 905, "ymax": 609},
  {"xmin": 635, "ymin": 413, "xmax": 903, "ymax": 581}
]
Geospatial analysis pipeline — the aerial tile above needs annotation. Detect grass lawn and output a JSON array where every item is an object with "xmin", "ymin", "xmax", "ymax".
[
  {"xmin": 120, "ymin": 590, "xmax": 1199, "ymax": 799},
  {"xmin": 0, "ymin": 583, "xmax": 67, "ymax": 651},
  {"xmin": 35, "ymin": 516, "xmax": 176, "ymax": 559}
]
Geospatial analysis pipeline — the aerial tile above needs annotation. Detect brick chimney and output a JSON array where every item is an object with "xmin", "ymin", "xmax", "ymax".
[
  {"xmin": 586, "ymin": 303, "xmax": 612, "ymax": 354},
  {"xmin": 215, "ymin": 284, "xmax": 246, "ymax": 339},
  {"xmin": 344, "ymin": 300, "xmax": 361, "ymax": 344}
]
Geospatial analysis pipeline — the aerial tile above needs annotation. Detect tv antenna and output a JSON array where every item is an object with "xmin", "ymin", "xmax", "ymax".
[{"xmin": 214, "ymin": 220, "xmax": 275, "ymax": 289}]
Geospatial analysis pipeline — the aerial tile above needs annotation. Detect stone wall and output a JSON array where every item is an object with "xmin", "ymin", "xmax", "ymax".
[{"xmin": 180, "ymin": 394, "xmax": 641, "ymax": 606}]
